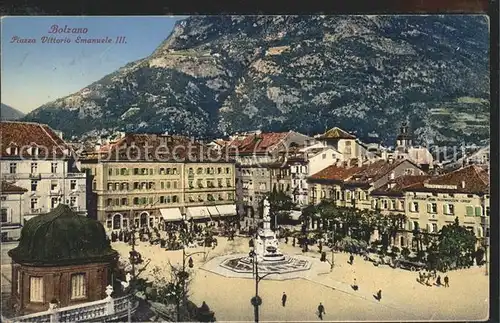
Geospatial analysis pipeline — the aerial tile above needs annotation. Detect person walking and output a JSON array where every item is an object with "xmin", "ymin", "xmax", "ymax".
[
  {"xmin": 353, "ymin": 278, "xmax": 358, "ymax": 291},
  {"xmin": 281, "ymin": 292, "xmax": 287, "ymax": 307},
  {"xmin": 376, "ymin": 289, "xmax": 382, "ymax": 301},
  {"xmin": 444, "ymin": 275, "xmax": 449, "ymax": 287},
  {"xmin": 317, "ymin": 302, "xmax": 325, "ymax": 320},
  {"xmin": 436, "ymin": 275, "xmax": 441, "ymax": 286},
  {"xmin": 349, "ymin": 254, "xmax": 354, "ymax": 265}
]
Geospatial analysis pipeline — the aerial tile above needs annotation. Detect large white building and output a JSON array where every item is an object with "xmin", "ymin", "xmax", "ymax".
[{"xmin": 0, "ymin": 122, "xmax": 88, "ymax": 228}]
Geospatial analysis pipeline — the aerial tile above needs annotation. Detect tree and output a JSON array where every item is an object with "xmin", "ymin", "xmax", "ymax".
[
  {"xmin": 150, "ymin": 261, "xmax": 194, "ymax": 321},
  {"xmin": 435, "ymin": 217, "xmax": 477, "ymax": 271},
  {"xmin": 265, "ymin": 190, "xmax": 295, "ymax": 228}
]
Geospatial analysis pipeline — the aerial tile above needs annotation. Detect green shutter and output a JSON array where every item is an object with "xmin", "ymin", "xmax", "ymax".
[
  {"xmin": 426, "ymin": 203, "xmax": 431, "ymax": 213},
  {"xmin": 475, "ymin": 206, "xmax": 482, "ymax": 216},
  {"xmin": 466, "ymin": 206, "xmax": 473, "ymax": 216}
]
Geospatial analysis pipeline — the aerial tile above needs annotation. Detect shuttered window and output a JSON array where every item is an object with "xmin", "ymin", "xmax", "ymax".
[
  {"xmin": 29, "ymin": 277, "xmax": 44, "ymax": 302},
  {"xmin": 71, "ymin": 273, "xmax": 87, "ymax": 299},
  {"xmin": 466, "ymin": 206, "xmax": 474, "ymax": 216},
  {"xmin": 475, "ymin": 206, "xmax": 482, "ymax": 217}
]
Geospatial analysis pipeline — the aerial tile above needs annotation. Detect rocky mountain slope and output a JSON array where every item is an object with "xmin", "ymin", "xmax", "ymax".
[
  {"xmin": 1, "ymin": 103, "xmax": 25, "ymax": 121},
  {"xmin": 23, "ymin": 15, "xmax": 490, "ymax": 145}
]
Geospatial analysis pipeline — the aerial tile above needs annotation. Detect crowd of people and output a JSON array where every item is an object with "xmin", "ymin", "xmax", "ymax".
[{"xmin": 418, "ymin": 270, "xmax": 450, "ymax": 287}]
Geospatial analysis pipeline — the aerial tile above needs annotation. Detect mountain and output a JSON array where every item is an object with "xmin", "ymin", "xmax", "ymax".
[
  {"xmin": 23, "ymin": 15, "xmax": 490, "ymax": 146},
  {"xmin": 1, "ymin": 103, "xmax": 25, "ymax": 121}
]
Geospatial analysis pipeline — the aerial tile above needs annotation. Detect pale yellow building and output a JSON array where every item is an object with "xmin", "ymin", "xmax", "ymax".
[{"xmin": 80, "ymin": 134, "xmax": 236, "ymax": 231}]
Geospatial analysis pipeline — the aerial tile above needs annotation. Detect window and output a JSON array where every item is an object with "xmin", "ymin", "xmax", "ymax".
[
  {"xmin": 432, "ymin": 223, "xmax": 438, "ymax": 233},
  {"xmin": 427, "ymin": 203, "xmax": 437, "ymax": 213},
  {"xmin": 226, "ymin": 167, "xmax": 230, "ymax": 174},
  {"xmin": 413, "ymin": 221, "xmax": 420, "ymax": 231},
  {"xmin": 475, "ymin": 206, "xmax": 482, "ymax": 217},
  {"xmin": 31, "ymin": 163, "xmax": 38, "ymax": 174},
  {"xmin": 173, "ymin": 181, "xmax": 178, "ymax": 189},
  {"xmin": 9, "ymin": 163, "xmax": 16, "ymax": 174},
  {"xmin": 390, "ymin": 200, "xmax": 396, "ymax": 210},
  {"xmin": 51, "ymin": 163, "xmax": 58, "ymax": 173},
  {"xmin": 115, "ymin": 168, "xmax": 119, "ymax": 176},
  {"xmin": 70, "ymin": 180, "xmax": 77, "ymax": 190},
  {"xmin": 121, "ymin": 198, "xmax": 128, "ymax": 206},
  {"xmin": 197, "ymin": 168, "xmax": 203, "ymax": 174},
  {"xmin": 69, "ymin": 197, "xmax": 77, "ymax": 207},
  {"xmin": 71, "ymin": 274, "xmax": 86, "ymax": 299},
  {"xmin": 121, "ymin": 168, "xmax": 128, "ymax": 175},
  {"xmin": 228, "ymin": 192, "xmax": 234, "ymax": 200},
  {"xmin": 31, "ymin": 180, "xmax": 38, "ymax": 191},
  {"xmin": 51, "ymin": 197, "xmax": 59, "ymax": 209},
  {"xmin": 443, "ymin": 204, "xmax": 454, "ymax": 215},
  {"xmin": 409, "ymin": 202, "xmax": 419, "ymax": 212},
  {"xmin": 166, "ymin": 181, "xmax": 171, "ymax": 189},
  {"xmin": 107, "ymin": 183, "xmax": 113, "ymax": 191},
  {"xmin": 189, "ymin": 168, "xmax": 194, "ymax": 174},
  {"xmin": 466, "ymin": 206, "xmax": 474, "ymax": 216},
  {"xmin": 322, "ymin": 153, "xmax": 326, "ymax": 159},
  {"xmin": 226, "ymin": 178, "xmax": 232, "ymax": 187},
  {"xmin": 382, "ymin": 200, "xmax": 388, "ymax": 209},
  {"xmin": 1, "ymin": 209, "xmax": 8, "ymax": 223},
  {"xmin": 30, "ymin": 277, "xmax": 44, "ymax": 302},
  {"xmin": 404, "ymin": 168, "xmax": 414, "ymax": 175},
  {"xmin": 92, "ymin": 181, "xmax": 96, "ymax": 190},
  {"xmin": 217, "ymin": 167, "xmax": 222, "ymax": 174},
  {"xmin": 31, "ymin": 198, "xmax": 38, "ymax": 210},
  {"xmin": 173, "ymin": 196, "xmax": 178, "ymax": 203}
]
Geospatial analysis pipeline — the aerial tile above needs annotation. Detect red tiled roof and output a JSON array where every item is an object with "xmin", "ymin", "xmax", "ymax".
[
  {"xmin": 1, "ymin": 181, "xmax": 27, "ymax": 194},
  {"xmin": 405, "ymin": 165, "xmax": 489, "ymax": 194},
  {"xmin": 228, "ymin": 132, "xmax": 290, "ymax": 154},
  {"xmin": 309, "ymin": 164, "xmax": 365, "ymax": 182},
  {"xmin": 0, "ymin": 121, "xmax": 70, "ymax": 158},
  {"xmin": 317, "ymin": 127, "xmax": 356, "ymax": 140},
  {"xmin": 371, "ymin": 175, "xmax": 431, "ymax": 196},
  {"xmin": 346, "ymin": 159, "xmax": 410, "ymax": 184}
]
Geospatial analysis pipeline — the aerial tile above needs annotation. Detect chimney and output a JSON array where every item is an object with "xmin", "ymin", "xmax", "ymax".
[{"xmin": 461, "ymin": 181, "xmax": 466, "ymax": 189}]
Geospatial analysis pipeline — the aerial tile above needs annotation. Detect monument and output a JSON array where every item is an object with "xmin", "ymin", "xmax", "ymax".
[{"xmin": 253, "ymin": 197, "xmax": 285, "ymax": 262}]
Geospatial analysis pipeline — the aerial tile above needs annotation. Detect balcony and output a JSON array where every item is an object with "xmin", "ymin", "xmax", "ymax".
[
  {"xmin": 6, "ymin": 290, "xmax": 138, "ymax": 323},
  {"xmin": 29, "ymin": 173, "xmax": 42, "ymax": 180},
  {"xmin": 50, "ymin": 188, "xmax": 61, "ymax": 195},
  {"xmin": 66, "ymin": 173, "xmax": 86, "ymax": 178}
]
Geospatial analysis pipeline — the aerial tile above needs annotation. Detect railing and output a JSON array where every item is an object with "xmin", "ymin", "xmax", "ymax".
[
  {"xmin": 8, "ymin": 292, "xmax": 137, "ymax": 323},
  {"xmin": 2, "ymin": 173, "xmax": 85, "ymax": 180}
]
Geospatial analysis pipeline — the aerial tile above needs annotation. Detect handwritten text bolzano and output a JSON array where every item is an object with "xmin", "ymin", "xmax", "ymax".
[{"xmin": 49, "ymin": 25, "xmax": 88, "ymax": 34}]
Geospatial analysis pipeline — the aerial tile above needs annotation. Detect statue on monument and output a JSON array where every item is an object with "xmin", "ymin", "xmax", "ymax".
[{"xmin": 263, "ymin": 196, "xmax": 271, "ymax": 222}]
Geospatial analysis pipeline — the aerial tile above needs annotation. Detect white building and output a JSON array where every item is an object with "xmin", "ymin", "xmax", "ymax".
[
  {"xmin": 1, "ymin": 182, "xmax": 26, "ymax": 245},
  {"xmin": 0, "ymin": 122, "xmax": 88, "ymax": 226}
]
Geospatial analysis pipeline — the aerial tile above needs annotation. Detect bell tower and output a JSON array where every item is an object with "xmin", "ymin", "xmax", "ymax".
[{"xmin": 396, "ymin": 122, "xmax": 412, "ymax": 149}]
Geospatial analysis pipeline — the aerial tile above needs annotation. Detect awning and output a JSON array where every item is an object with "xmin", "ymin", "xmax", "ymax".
[
  {"xmin": 216, "ymin": 204, "xmax": 237, "ymax": 217},
  {"xmin": 207, "ymin": 206, "xmax": 220, "ymax": 219},
  {"xmin": 160, "ymin": 208, "xmax": 183, "ymax": 222},
  {"xmin": 186, "ymin": 206, "xmax": 211, "ymax": 220}
]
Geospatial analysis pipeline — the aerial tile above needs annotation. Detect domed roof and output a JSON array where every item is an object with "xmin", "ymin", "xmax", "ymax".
[{"xmin": 8, "ymin": 204, "xmax": 118, "ymax": 266}]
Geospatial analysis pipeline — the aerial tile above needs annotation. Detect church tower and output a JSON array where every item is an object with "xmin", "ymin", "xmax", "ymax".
[{"xmin": 396, "ymin": 122, "xmax": 413, "ymax": 149}]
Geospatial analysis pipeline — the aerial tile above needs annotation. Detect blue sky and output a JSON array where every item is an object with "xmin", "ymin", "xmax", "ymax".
[{"xmin": 1, "ymin": 16, "xmax": 184, "ymax": 113}]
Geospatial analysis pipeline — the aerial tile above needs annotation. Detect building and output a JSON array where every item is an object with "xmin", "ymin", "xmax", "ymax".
[
  {"xmin": 382, "ymin": 122, "xmax": 434, "ymax": 171},
  {"xmin": 315, "ymin": 127, "xmax": 372, "ymax": 161},
  {"xmin": 79, "ymin": 133, "xmax": 236, "ymax": 231},
  {"xmin": 402, "ymin": 165, "xmax": 489, "ymax": 247},
  {"xmin": 8, "ymin": 204, "xmax": 119, "ymax": 315},
  {"xmin": 0, "ymin": 121, "xmax": 88, "ymax": 234},
  {"xmin": 370, "ymin": 175, "xmax": 432, "ymax": 247},
  {"xmin": 1, "ymin": 182, "xmax": 27, "ymax": 243},
  {"xmin": 288, "ymin": 147, "xmax": 346, "ymax": 206},
  {"xmin": 227, "ymin": 131, "xmax": 313, "ymax": 226},
  {"xmin": 308, "ymin": 159, "xmax": 426, "ymax": 210}
]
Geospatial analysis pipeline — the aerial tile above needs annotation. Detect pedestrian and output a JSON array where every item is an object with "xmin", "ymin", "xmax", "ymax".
[
  {"xmin": 281, "ymin": 292, "xmax": 287, "ymax": 307},
  {"xmin": 353, "ymin": 278, "xmax": 358, "ymax": 291},
  {"xmin": 317, "ymin": 302, "xmax": 325, "ymax": 320},
  {"xmin": 444, "ymin": 275, "xmax": 449, "ymax": 287},
  {"xmin": 436, "ymin": 275, "xmax": 441, "ymax": 286},
  {"xmin": 292, "ymin": 237, "xmax": 296, "ymax": 247},
  {"xmin": 376, "ymin": 289, "xmax": 382, "ymax": 301},
  {"xmin": 349, "ymin": 254, "xmax": 354, "ymax": 265},
  {"xmin": 285, "ymin": 236, "xmax": 289, "ymax": 244}
]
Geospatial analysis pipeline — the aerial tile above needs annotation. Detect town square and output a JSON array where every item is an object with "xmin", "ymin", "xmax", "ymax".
[{"xmin": 0, "ymin": 14, "xmax": 494, "ymax": 322}]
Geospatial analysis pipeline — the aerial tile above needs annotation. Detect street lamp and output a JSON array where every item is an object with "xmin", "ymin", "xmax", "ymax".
[{"xmin": 249, "ymin": 249, "xmax": 275, "ymax": 323}]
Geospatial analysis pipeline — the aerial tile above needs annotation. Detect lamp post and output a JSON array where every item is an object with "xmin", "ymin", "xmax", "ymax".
[{"xmin": 249, "ymin": 248, "xmax": 275, "ymax": 323}]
